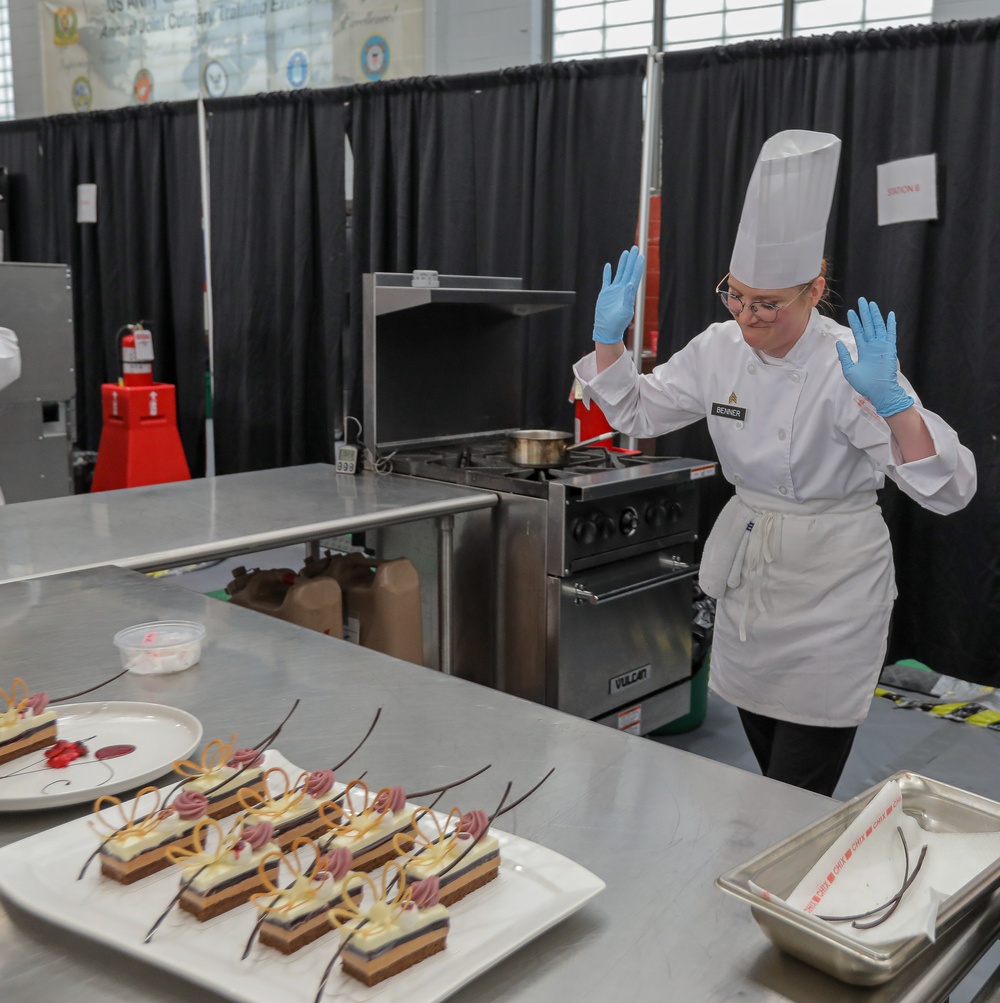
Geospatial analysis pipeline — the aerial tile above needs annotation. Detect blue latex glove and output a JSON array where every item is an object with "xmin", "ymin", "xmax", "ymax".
[
  {"xmin": 836, "ymin": 297, "xmax": 914, "ymax": 418},
  {"xmin": 593, "ymin": 246, "xmax": 646, "ymax": 344}
]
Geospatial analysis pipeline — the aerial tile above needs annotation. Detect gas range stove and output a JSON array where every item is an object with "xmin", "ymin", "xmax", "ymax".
[
  {"xmin": 391, "ymin": 439, "xmax": 716, "ymax": 575},
  {"xmin": 390, "ymin": 440, "xmax": 714, "ymax": 501}
]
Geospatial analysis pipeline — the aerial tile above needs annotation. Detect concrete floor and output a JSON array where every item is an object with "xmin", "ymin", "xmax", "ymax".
[{"xmin": 162, "ymin": 545, "xmax": 1000, "ymax": 1002}]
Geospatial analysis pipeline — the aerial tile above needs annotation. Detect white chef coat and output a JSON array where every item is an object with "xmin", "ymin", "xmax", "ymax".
[
  {"xmin": 573, "ymin": 309, "xmax": 976, "ymax": 727},
  {"xmin": 0, "ymin": 327, "xmax": 21, "ymax": 505}
]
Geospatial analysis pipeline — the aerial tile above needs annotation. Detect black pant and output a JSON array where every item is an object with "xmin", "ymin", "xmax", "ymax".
[{"xmin": 737, "ymin": 708, "xmax": 857, "ymax": 797}]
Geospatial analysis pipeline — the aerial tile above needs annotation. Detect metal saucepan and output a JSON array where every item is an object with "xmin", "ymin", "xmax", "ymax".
[{"xmin": 506, "ymin": 429, "xmax": 616, "ymax": 468}]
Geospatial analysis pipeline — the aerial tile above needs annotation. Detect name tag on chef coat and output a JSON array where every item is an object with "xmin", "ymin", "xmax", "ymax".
[{"xmin": 711, "ymin": 402, "xmax": 747, "ymax": 422}]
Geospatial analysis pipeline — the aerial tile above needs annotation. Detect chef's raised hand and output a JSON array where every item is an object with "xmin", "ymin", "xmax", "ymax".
[
  {"xmin": 593, "ymin": 246, "xmax": 646, "ymax": 344},
  {"xmin": 836, "ymin": 298, "xmax": 914, "ymax": 418}
]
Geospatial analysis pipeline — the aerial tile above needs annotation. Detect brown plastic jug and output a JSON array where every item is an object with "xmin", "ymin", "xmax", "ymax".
[
  {"xmin": 225, "ymin": 566, "xmax": 344, "ymax": 638},
  {"xmin": 301, "ymin": 553, "xmax": 423, "ymax": 664}
]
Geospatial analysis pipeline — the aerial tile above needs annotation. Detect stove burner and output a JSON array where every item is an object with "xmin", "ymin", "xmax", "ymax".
[{"xmin": 407, "ymin": 442, "xmax": 637, "ymax": 477}]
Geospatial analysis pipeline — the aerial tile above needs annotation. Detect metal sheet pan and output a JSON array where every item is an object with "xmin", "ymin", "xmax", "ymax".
[{"xmin": 716, "ymin": 771, "xmax": 1000, "ymax": 986}]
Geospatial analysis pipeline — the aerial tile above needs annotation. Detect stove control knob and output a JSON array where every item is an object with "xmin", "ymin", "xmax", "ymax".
[
  {"xmin": 645, "ymin": 502, "xmax": 668, "ymax": 527},
  {"xmin": 597, "ymin": 515, "xmax": 616, "ymax": 540},
  {"xmin": 573, "ymin": 517, "xmax": 598, "ymax": 545},
  {"xmin": 620, "ymin": 507, "xmax": 639, "ymax": 537},
  {"xmin": 668, "ymin": 502, "xmax": 685, "ymax": 522}
]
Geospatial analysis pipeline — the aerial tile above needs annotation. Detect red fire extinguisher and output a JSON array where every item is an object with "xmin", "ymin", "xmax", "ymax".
[{"xmin": 118, "ymin": 323, "xmax": 154, "ymax": 387}]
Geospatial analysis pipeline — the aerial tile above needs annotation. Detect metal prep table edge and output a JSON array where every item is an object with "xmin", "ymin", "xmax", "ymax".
[{"xmin": 0, "ymin": 464, "xmax": 498, "ymax": 672}]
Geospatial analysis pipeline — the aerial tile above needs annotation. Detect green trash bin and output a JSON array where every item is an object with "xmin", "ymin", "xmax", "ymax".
[{"xmin": 652, "ymin": 649, "xmax": 710, "ymax": 736}]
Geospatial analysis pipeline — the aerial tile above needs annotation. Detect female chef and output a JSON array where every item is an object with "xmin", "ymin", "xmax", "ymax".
[{"xmin": 573, "ymin": 131, "xmax": 976, "ymax": 796}]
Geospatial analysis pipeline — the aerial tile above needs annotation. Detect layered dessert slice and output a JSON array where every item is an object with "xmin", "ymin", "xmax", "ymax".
[
  {"xmin": 167, "ymin": 818, "xmax": 281, "ymax": 921},
  {"xmin": 319, "ymin": 782, "xmax": 416, "ymax": 872},
  {"xmin": 334, "ymin": 873, "xmax": 449, "ymax": 987},
  {"xmin": 253, "ymin": 844, "xmax": 364, "ymax": 954},
  {"xmin": 0, "ymin": 680, "xmax": 56, "ymax": 766},
  {"xmin": 243, "ymin": 768, "xmax": 343, "ymax": 851},
  {"xmin": 95, "ymin": 789, "xmax": 210, "ymax": 884},
  {"xmin": 173, "ymin": 741, "xmax": 267, "ymax": 819},
  {"xmin": 399, "ymin": 808, "xmax": 500, "ymax": 906}
]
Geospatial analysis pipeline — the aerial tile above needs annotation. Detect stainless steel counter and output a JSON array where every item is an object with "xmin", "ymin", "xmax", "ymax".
[
  {"xmin": 0, "ymin": 465, "xmax": 495, "ymax": 581},
  {"xmin": 0, "ymin": 567, "xmax": 997, "ymax": 1002},
  {"xmin": 0, "ymin": 465, "xmax": 497, "ymax": 672}
]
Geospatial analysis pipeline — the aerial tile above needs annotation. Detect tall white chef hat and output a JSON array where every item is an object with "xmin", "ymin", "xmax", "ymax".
[{"xmin": 729, "ymin": 129, "xmax": 842, "ymax": 289}]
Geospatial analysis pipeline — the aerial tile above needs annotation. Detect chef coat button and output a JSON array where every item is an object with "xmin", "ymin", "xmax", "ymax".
[
  {"xmin": 790, "ymin": 372, "xmax": 800, "ymax": 383},
  {"xmin": 777, "ymin": 429, "xmax": 786, "ymax": 440},
  {"xmin": 734, "ymin": 421, "xmax": 744, "ymax": 430},
  {"xmin": 778, "ymin": 485, "xmax": 788, "ymax": 495},
  {"xmin": 734, "ymin": 474, "xmax": 743, "ymax": 485},
  {"xmin": 747, "ymin": 363, "xmax": 757, "ymax": 375}
]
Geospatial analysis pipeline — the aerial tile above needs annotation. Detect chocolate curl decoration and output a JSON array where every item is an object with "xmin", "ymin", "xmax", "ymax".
[
  {"xmin": 0, "ymin": 678, "xmax": 30, "ymax": 729},
  {"xmin": 330, "ymin": 707, "xmax": 381, "ymax": 772},
  {"xmin": 327, "ymin": 861, "xmax": 411, "ymax": 939},
  {"xmin": 84, "ymin": 704, "xmax": 302, "ymax": 880},
  {"xmin": 242, "ymin": 840, "xmax": 354, "ymax": 960},
  {"xmin": 179, "ymin": 698, "xmax": 299, "ymax": 804},
  {"xmin": 318, "ymin": 780, "xmax": 387, "ymax": 846},
  {"xmin": 239, "ymin": 767, "xmax": 307, "ymax": 819},
  {"xmin": 392, "ymin": 807, "xmax": 462, "ymax": 866},
  {"xmin": 145, "ymin": 816, "xmax": 247, "ymax": 944},
  {"xmin": 89, "ymin": 785, "xmax": 172, "ymax": 841},
  {"xmin": 49, "ymin": 668, "xmax": 129, "ymax": 703},
  {"xmin": 172, "ymin": 736, "xmax": 239, "ymax": 783}
]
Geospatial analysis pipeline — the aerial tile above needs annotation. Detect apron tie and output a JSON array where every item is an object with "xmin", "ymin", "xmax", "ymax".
[{"xmin": 738, "ymin": 511, "xmax": 778, "ymax": 642}]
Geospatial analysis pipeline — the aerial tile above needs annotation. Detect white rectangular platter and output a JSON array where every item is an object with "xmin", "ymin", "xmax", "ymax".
[{"xmin": 0, "ymin": 752, "xmax": 604, "ymax": 1003}]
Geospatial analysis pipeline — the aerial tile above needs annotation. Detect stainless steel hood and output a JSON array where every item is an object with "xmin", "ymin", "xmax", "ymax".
[
  {"xmin": 372, "ymin": 273, "xmax": 576, "ymax": 317},
  {"xmin": 362, "ymin": 272, "xmax": 575, "ymax": 452}
]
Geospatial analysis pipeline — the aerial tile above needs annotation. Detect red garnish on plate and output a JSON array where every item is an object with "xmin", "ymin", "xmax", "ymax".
[
  {"xmin": 95, "ymin": 744, "xmax": 136, "ymax": 760},
  {"xmin": 44, "ymin": 739, "xmax": 88, "ymax": 769}
]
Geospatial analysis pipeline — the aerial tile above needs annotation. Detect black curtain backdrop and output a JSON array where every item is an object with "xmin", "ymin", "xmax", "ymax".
[
  {"xmin": 348, "ymin": 57, "xmax": 645, "ymax": 433},
  {"xmin": 0, "ymin": 121, "xmax": 46, "ymax": 262},
  {"xmin": 658, "ymin": 21, "xmax": 1000, "ymax": 683},
  {"xmin": 0, "ymin": 106, "xmax": 205, "ymax": 471},
  {"xmin": 206, "ymin": 91, "xmax": 348, "ymax": 473}
]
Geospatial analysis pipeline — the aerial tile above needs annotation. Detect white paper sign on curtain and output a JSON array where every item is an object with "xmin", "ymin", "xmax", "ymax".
[
  {"xmin": 37, "ymin": 0, "xmax": 425, "ymax": 115},
  {"xmin": 876, "ymin": 154, "xmax": 938, "ymax": 226}
]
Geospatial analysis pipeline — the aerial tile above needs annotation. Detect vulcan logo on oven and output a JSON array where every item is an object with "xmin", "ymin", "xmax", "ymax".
[{"xmin": 609, "ymin": 664, "xmax": 650, "ymax": 695}]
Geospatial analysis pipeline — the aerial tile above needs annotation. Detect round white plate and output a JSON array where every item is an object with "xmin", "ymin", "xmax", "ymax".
[{"xmin": 0, "ymin": 701, "xmax": 202, "ymax": 812}]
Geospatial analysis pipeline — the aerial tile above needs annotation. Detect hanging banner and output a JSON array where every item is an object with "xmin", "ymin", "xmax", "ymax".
[{"xmin": 39, "ymin": 0, "xmax": 424, "ymax": 113}]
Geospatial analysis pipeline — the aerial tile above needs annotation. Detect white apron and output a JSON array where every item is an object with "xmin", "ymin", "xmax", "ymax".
[{"xmin": 700, "ymin": 486, "xmax": 895, "ymax": 728}]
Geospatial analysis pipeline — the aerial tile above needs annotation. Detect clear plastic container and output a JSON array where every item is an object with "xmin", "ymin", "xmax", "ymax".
[{"xmin": 113, "ymin": 620, "xmax": 205, "ymax": 674}]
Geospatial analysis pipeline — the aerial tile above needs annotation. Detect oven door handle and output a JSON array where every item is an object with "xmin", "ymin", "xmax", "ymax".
[{"xmin": 561, "ymin": 559, "xmax": 699, "ymax": 605}]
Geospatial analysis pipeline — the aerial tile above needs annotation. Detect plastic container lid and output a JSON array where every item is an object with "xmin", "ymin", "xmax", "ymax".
[{"xmin": 113, "ymin": 620, "xmax": 206, "ymax": 675}]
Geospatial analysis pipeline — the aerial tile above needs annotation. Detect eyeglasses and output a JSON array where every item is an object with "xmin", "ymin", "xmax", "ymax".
[{"xmin": 715, "ymin": 274, "xmax": 811, "ymax": 323}]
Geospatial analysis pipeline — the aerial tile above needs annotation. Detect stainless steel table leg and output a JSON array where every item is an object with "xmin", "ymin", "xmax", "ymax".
[{"xmin": 437, "ymin": 514, "xmax": 454, "ymax": 674}]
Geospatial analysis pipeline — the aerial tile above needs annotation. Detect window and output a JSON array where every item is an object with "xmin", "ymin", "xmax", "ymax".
[
  {"xmin": 549, "ymin": 0, "xmax": 934, "ymax": 58},
  {"xmin": 0, "ymin": 0, "xmax": 12, "ymax": 120}
]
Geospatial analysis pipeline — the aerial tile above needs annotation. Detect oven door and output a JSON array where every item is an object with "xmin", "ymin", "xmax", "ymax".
[{"xmin": 546, "ymin": 546, "xmax": 696, "ymax": 723}]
